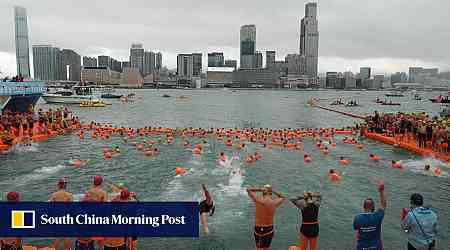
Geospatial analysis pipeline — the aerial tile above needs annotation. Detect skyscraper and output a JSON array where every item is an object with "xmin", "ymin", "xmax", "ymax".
[
  {"xmin": 61, "ymin": 49, "xmax": 81, "ymax": 81},
  {"xmin": 143, "ymin": 51, "xmax": 155, "ymax": 76},
  {"xmin": 299, "ymin": 3, "xmax": 319, "ymax": 77},
  {"xmin": 155, "ymin": 52, "xmax": 162, "ymax": 71},
  {"xmin": 240, "ymin": 24, "xmax": 256, "ymax": 69},
  {"xmin": 98, "ymin": 56, "xmax": 110, "ymax": 68},
  {"xmin": 83, "ymin": 56, "xmax": 97, "ymax": 67},
  {"xmin": 130, "ymin": 43, "xmax": 144, "ymax": 74},
  {"xmin": 266, "ymin": 51, "xmax": 276, "ymax": 69},
  {"xmin": 14, "ymin": 6, "xmax": 31, "ymax": 78},
  {"xmin": 192, "ymin": 53, "xmax": 202, "ymax": 76},
  {"xmin": 224, "ymin": 60, "xmax": 237, "ymax": 70},
  {"xmin": 360, "ymin": 67, "xmax": 371, "ymax": 80},
  {"xmin": 177, "ymin": 54, "xmax": 194, "ymax": 77},
  {"xmin": 208, "ymin": 52, "xmax": 224, "ymax": 67},
  {"xmin": 255, "ymin": 51, "xmax": 263, "ymax": 68},
  {"xmin": 32, "ymin": 45, "xmax": 57, "ymax": 80}
]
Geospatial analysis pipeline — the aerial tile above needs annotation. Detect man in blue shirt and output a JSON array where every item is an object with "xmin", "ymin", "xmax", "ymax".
[
  {"xmin": 353, "ymin": 181, "xmax": 387, "ymax": 250},
  {"xmin": 401, "ymin": 193, "xmax": 438, "ymax": 250}
]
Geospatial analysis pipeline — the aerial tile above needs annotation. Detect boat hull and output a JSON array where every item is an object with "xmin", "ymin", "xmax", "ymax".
[
  {"xmin": 42, "ymin": 94, "xmax": 95, "ymax": 104},
  {"xmin": 2, "ymin": 94, "xmax": 41, "ymax": 113}
]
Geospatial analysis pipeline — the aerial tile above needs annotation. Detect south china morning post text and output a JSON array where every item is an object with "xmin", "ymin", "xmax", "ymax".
[
  {"xmin": 40, "ymin": 214, "xmax": 186, "ymax": 227},
  {"xmin": 0, "ymin": 202, "xmax": 199, "ymax": 237}
]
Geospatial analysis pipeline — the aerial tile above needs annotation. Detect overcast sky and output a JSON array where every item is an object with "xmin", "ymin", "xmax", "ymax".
[{"xmin": 1, "ymin": 0, "xmax": 449, "ymax": 76}]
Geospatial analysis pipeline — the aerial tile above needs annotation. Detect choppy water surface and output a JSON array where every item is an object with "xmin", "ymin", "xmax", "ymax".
[{"xmin": 1, "ymin": 89, "xmax": 449, "ymax": 249}]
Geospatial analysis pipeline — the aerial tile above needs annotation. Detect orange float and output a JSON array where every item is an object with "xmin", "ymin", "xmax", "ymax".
[
  {"xmin": 32, "ymin": 134, "xmax": 48, "ymax": 142},
  {"xmin": 175, "ymin": 167, "xmax": 186, "ymax": 175}
]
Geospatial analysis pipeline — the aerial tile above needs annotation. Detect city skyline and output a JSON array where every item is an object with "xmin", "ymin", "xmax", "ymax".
[{"xmin": 1, "ymin": 0, "xmax": 450, "ymax": 76}]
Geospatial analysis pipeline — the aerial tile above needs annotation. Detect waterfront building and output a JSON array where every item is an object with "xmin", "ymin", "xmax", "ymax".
[
  {"xmin": 177, "ymin": 54, "xmax": 194, "ymax": 78},
  {"xmin": 120, "ymin": 67, "xmax": 144, "ymax": 88},
  {"xmin": 409, "ymin": 67, "xmax": 439, "ymax": 83},
  {"xmin": 81, "ymin": 66, "xmax": 121, "ymax": 86},
  {"xmin": 255, "ymin": 51, "xmax": 263, "ymax": 68},
  {"xmin": 144, "ymin": 51, "xmax": 156, "ymax": 76},
  {"xmin": 156, "ymin": 52, "xmax": 162, "ymax": 71},
  {"xmin": 224, "ymin": 60, "xmax": 237, "ymax": 70},
  {"xmin": 98, "ymin": 56, "xmax": 110, "ymax": 68},
  {"xmin": 299, "ymin": 2, "xmax": 319, "ymax": 77},
  {"xmin": 122, "ymin": 61, "xmax": 130, "ymax": 69},
  {"xmin": 130, "ymin": 43, "xmax": 144, "ymax": 74},
  {"xmin": 360, "ymin": 67, "xmax": 371, "ymax": 80},
  {"xmin": 83, "ymin": 56, "xmax": 97, "ymax": 67},
  {"xmin": 325, "ymin": 72, "xmax": 338, "ymax": 88},
  {"xmin": 232, "ymin": 68, "xmax": 280, "ymax": 88},
  {"xmin": 240, "ymin": 24, "xmax": 256, "ymax": 69},
  {"xmin": 266, "ymin": 51, "xmax": 276, "ymax": 69},
  {"xmin": 60, "ymin": 49, "xmax": 81, "ymax": 81},
  {"xmin": 343, "ymin": 71, "xmax": 356, "ymax": 89},
  {"xmin": 14, "ymin": 6, "xmax": 31, "ymax": 78},
  {"xmin": 272, "ymin": 61, "xmax": 289, "ymax": 77},
  {"xmin": 285, "ymin": 54, "xmax": 306, "ymax": 75},
  {"xmin": 32, "ymin": 45, "xmax": 57, "ymax": 81},
  {"xmin": 208, "ymin": 52, "xmax": 225, "ymax": 67},
  {"xmin": 391, "ymin": 72, "xmax": 407, "ymax": 85},
  {"xmin": 192, "ymin": 53, "xmax": 202, "ymax": 76},
  {"xmin": 206, "ymin": 67, "xmax": 234, "ymax": 87}
]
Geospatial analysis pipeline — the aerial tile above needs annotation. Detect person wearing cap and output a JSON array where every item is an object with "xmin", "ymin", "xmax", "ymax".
[
  {"xmin": 85, "ymin": 176, "xmax": 107, "ymax": 202},
  {"xmin": 50, "ymin": 178, "xmax": 73, "ymax": 250},
  {"xmin": 102, "ymin": 188, "xmax": 135, "ymax": 250},
  {"xmin": 353, "ymin": 182, "xmax": 387, "ymax": 250},
  {"xmin": 290, "ymin": 192, "xmax": 322, "ymax": 250},
  {"xmin": 401, "ymin": 193, "xmax": 438, "ymax": 250},
  {"xmin": 247, "ymin": 184, "xmax": 285, "ymax": 250},
  {"xmin": 1, "ymin": 192, "xmax": 23, "ymax": 250}
]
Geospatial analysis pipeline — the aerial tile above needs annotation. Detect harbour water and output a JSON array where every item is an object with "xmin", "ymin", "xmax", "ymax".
[{"xmin": 1, "ymin": 89, "xmax": 449, "ymax": 249}]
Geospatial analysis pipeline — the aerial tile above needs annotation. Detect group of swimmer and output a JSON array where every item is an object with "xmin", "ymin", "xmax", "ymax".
[{"xmin": 0, "ymin": 106, "xmax": 80, "ymax": 149}]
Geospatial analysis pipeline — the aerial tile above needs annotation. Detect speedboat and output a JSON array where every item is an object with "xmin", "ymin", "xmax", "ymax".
[
  {"xmin": 162, "ymin": 94, "xmax": 171, "ymax": 98},
  {"xmin": 385, "ymin": 92, "xmax": 404, "ymax": 97},
  {"xmin": 79, "ymin": 100, "xmax": 107, "ymax": 107},
  {"xmin": 101, "ymin": 87, "xmax": 122, "ymax": 99},
  {"xmin": 373, "ymin": 99, "xmax": 384, "ymax": 104},
  {"xmin": 429, "ymin": 95, "xmax": 450, "ymax": 103},
  {"xmin": 345, "ymin": 102, "xmax": 359, "ymax": 107},
  {"xmin": 380, "ymin": 102, "xmax": 401, "ymax": 106},
  {"xmin": 330, "ymin": 100, "xmax": 344, "ymax": 105}
]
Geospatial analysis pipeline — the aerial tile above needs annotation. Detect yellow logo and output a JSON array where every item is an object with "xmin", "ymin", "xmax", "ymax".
[{"xmin": 11, "ymin": 210, "xmax": 35, "ymax": 229}]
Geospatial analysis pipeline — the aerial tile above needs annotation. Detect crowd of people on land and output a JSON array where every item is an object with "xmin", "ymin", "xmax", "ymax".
[
  {"xmin": 0, "ymin": 106, "xmax": 80, "ymax": 147},
  {"xmin": 365, "ymin": 111, "xmax": 450, "ymax": 152}
]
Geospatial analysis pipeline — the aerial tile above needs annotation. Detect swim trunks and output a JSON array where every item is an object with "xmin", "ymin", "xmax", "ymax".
[
  {"xmin": 75, "ymin": 240, "xmax": 95, "ymax": 250},
  {"xmin": 104, "ymin": 244, "xmax": 127, "ymax": 250},
  {"xmin": 254, "ymin": 225, "xmax": 274, "ymax": 248},
  {"xmin": 0, "ymin": 241, "xmax": 23, "ymax": 250}
]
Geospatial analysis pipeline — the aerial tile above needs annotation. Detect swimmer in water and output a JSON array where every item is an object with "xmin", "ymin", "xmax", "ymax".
[
  {"xmin": 114, "ymin": 146, "xmax": 120, "ymax": 154},
  {"xmin": 219, "ymin": 152, "xmax": 227, "ymax": 163},
  {"xmin": 200, "ymin": 184, "xmax": 215, "ymax": 234},
  {"xmin": 51, "ymin": 178, "xmax": 73, "ymax": 250},
  {"xmin": 424, "ymin": 165, "xmax": 431, "ymax": 171}
]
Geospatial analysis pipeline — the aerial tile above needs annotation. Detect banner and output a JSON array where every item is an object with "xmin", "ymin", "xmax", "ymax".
[{"xmin": 0, "ymin": 202, "xmax": 199, "ymax": 237}]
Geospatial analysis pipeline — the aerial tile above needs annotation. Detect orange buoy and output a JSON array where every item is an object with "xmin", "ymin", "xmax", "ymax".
[
  {"xmin": 288, "ymin": 246, "xmax": 301, "ymax": 250},
  {"xmin": 356, "ymin": 144, "xmax": 364, "ymax": 149},
  {"xmin": 175, "ymin": 167, "xmax": 186, "ymax": 175},
  {"xmin": 73, "ymin": 159, "xmax": 83, "ymax": 168}
]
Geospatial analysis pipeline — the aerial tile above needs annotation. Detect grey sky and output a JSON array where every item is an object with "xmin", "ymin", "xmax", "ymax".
[{"xmin": 1, "ymin": 0, "xmax": 449, "ymax": 76}]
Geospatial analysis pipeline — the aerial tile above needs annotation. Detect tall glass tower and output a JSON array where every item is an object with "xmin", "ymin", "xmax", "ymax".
[
  {"xmin": 14, "ymin": 6, "xmax": 31, "ymax": 78},
  {"xmin": 299, "ymin": 3, "xmax": 319, "ymax": 77},
  {"xmin": 240, "ymin": 24, "xmax": 256, "ymax": 69}
]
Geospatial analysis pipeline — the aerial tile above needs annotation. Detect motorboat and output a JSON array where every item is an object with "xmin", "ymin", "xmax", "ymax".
[
  {"xmin": 176, "ymin": 96, "xmax": 190, "ymax": 100},
  {"xmin": 162, "ymin": 94, "xmax": 171, "ymax": 98},
  {"xmin": 345, "ymin": 101, "xmax": 359, "ymax": 107},
  {"xmin": 385, "ymin": 91, "xmax": 404, "ymax": 97},
  {"xmin": 380, "ymin": 102, "xmax": 401, "ymax": 106},
  {"xmin": 373, "ymin": 98, "xmax": 384, "ymax": 104},
  {"xmin": 101, "ymin": 87, "xmax": 123, "ymax": 99},
  {"xmin": 429, "ymin": 95, "xmax": 450, "ymax": 103},
  {"xmin": 42, "ymin": 85, "xmax": 104, "ymax": 104}
]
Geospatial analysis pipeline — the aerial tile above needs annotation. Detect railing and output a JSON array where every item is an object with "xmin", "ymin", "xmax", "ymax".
[{"xmin": 0, "ymin": 81, "xmax": 45, "ymax": 96}]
